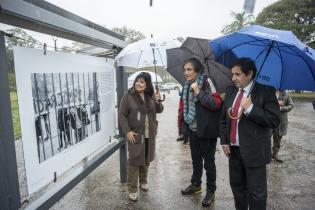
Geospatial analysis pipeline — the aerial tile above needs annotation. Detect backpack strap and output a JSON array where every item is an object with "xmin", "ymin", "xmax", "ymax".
[{"xmin": 202, "ymin": 76, "xmax": 217, "ymax": 93}]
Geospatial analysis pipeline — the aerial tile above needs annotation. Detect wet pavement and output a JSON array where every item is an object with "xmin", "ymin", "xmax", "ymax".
[{"xmin": 20, "ymin": 90, "xmax": 315, "ymax": 210}]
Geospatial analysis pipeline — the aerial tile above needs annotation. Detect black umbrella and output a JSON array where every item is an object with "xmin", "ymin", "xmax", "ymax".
[{"xmin": 166, "ymin": 37, "xmax": 233, "ymax": 93}]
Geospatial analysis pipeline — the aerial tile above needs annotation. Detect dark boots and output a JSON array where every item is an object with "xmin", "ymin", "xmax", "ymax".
[
  {"xmin": 181, "ymin": 184, "xmax": 202, "ymax": 195},
  {"xmin": 202, "ymin": 190, "xmax": 215, "ymax": 207}
]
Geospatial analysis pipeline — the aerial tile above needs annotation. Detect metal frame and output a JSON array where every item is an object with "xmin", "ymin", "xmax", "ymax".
[
  {"xmin": 0, "ymin": 31, "xmax": 21, "ymax": 210},
  {"xmin": 24, "ymin": 138, "xmax": 125, "ymax": 210},
  {"xmin": 0, "ymin": 0, "xmax": 127, "ymax": 49},
  {"xmin": 0, "ymin": 0, "xmax": 128, "ymax": 209}
]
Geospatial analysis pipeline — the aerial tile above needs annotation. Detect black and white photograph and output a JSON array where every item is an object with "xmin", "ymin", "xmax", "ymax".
[
  {"xmin": 15, "ymin": 47, "xmax": 115, "ymax": 195},
  {"xmin": 31, "ymin": 72, "xmax": 101, "ymax": 163}
]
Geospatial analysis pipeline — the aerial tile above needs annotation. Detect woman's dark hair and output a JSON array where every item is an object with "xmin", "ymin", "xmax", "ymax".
[
  {"xmin": 232, "ymin": 57, "xmax": 257, "ymax": 79},
  {"xmin": 182, "ymin": 57, "xmax": 204, "ymax": 73},
  {"xmin": 129, "ymin": 72, "xmax": 155, "ymax": 114},
  {"xmin": 131, "ymin": 72, "xmax": 154, "ymax": 97}
]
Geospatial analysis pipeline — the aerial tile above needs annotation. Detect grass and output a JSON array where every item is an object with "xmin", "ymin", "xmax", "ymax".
[
  {"xmin": 10, "ymin": 91, "xmax": 21, "ymax": 139},
  {"xmin": 289, "ymin": 92, "xmax": 315, "ymax": 99}
]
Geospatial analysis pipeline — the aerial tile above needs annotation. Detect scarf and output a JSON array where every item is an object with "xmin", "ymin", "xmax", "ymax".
[{"xmin": 183, "ymin": 73, "xmax": 204, "ymax": 124}]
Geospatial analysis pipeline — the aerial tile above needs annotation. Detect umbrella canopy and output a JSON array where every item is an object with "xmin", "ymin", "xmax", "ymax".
[
  {"xmin": 209, "ymin": 25, "xmax": 315, "ymax": 91},
  {"xmin": 116, "ymin": 37, "xmax": 181, "ymax": 69},
  {"xmin": 166, "ymin": 37, "xmax": 233, "ymax": 93},
  {"xmin": 128, "ymin": 71, "xmax": 163, "ymax": 88}
]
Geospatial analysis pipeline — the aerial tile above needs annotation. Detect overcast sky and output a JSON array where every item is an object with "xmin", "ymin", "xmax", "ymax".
[{"xmin": 1, "ymin": 0, "xmax": 279, "ymax": 47}]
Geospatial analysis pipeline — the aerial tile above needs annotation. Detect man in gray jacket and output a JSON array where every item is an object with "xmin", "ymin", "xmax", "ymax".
[{"xmin": 272, "ymin": 90, "xmax": 294, "ymax": 162}]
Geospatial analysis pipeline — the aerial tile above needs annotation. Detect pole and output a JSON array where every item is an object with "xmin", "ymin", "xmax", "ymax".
[
  {"xmin": 52, "ymin": 36, "xmax": 58, "ymax": 51},
  {"xmin": 248, "ymin": 41, "xmax": 274, "ymax": 95},
  {"xmin": 0, "ymin": 31, "xmax": 21, "ymax": 210},
  {"xmin": 152, "ymin": 47, "xmax": 159, "ymax": 90},
  {"xmin": 116, "ymin": 66, "xmax": 127, "ymax": 183}
]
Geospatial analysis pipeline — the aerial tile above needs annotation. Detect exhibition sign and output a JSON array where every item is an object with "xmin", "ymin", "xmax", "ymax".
[{"xmin": 14, "ymin": 47, "xmax": 116, "ymax": 194}]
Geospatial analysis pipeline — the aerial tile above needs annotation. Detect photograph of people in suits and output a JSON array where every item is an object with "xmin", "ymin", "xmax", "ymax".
[
  {"xmin": 31, "ymin": 72, "xmax": 101, "ymax": 163},
  {"xmin": 220, "ymin": 58, "xmax": 280, "ymax": 210}
]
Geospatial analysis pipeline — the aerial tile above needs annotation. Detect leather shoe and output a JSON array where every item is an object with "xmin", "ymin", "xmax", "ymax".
[
  {"xmin": 202, "ymin": 191, "xmax": 215, "ymax": 207},
  {"xmin": 181, "ymin": 184, "xmax": 202, "ymax": 195},
  {"xmin": 272, "ymin": 153, "xmax": 283, "ymax": 162},
  {"xmin": 128, "ymin": 192, "xmax": 138, "ymax": 201}
]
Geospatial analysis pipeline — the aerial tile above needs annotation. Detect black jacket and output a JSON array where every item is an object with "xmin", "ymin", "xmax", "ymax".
[
  {"xmin": 220, "ymin": 82, "xmax": 280, "ymax": 167},
  {"xmin": 183, "ymin": 77, "xmax": 222, "ymax": 139}
]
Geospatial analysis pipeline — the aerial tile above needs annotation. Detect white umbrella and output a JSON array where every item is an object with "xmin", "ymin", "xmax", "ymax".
[
  {"xmin": 128, "ymin": 71, "xmax": 163, "ymax": 88},
  {"xmin": 116, "ymin": 37, "xmax": 181, "ymax": 69}
]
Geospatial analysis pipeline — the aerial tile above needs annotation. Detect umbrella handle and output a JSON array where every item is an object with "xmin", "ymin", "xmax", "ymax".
[
  {"xmin": 227, "ymin": 107, "xmax": 243, "ymax": 120},
  {"xmin": 159, "ymin": 94, "xmax": 165, "ymax": 102}
]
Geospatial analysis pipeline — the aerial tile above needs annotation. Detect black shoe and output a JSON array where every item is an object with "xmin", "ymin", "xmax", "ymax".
[
  {"xmin": 272, "ymin": 153, "xmax": 283, "ymax": 162},
  {"xmin": 202, "ymin": 191, "xmax": 215, "ymax": 207},
  {"xmin": 181, "ymin": 184, "xmax": 202, "ymax": 195},
  {"xmin": 176, "ymin": 135, "xmax": 184, "ymax": 141},
  {"xmin": 183, "ymin": 139, "xmax": 189, "ymax": 146}
]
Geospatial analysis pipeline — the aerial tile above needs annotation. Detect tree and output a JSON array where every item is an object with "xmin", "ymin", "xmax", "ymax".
[
  {"xmin": 221, "ymin": 11, "xmax": 254, "ymax": 34},
  {"xmin": 69, "ymin": 42, "xmax": 90, "ymax": 51},
  {"xmin": 112, "ymin": 26, "xmax": 145, "ymax": 43},
  {"xmin": 4, "ymin": 27, "xmax": 41, "ymax": 90},
  {"xmin": 5, "ymin": 27, "xmax": 41, "ymax": 50},
  {"xmin": 256, "ymin": 0, "xmax": 315, "ymax": 48}
]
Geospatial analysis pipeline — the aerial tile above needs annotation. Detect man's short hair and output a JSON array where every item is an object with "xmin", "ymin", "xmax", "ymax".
[{"xmin": 232, "ymin": 57, "xmax": 257, "ymax": 79}]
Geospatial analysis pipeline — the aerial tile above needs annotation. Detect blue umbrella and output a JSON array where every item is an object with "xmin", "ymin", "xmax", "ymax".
[{"xmin": 209, "ymin": 25, "xmax": 315, "ymax": 91}]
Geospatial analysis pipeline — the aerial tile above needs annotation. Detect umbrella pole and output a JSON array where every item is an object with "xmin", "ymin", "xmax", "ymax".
[
  {"xmin": 152, "ymin": 48, "xmax": 165, "ymax": 101},
  {"xmin": 248, "ymin": 40, "xmax": 275, "ymax": 95},
  {"xmin": 228, "ymin": 41, "xmax": 274, "ymax": 120}
]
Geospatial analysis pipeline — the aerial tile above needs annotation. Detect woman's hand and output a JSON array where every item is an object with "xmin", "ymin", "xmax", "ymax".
[
  {"xmin": 154, "ymin": 92, "xmax": 161, "ymax": 103},
  {"xmin": 127, "ymin": 131, "xmax": 138, "ymax": 143}
]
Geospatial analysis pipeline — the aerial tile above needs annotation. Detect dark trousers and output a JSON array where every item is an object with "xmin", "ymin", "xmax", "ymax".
[
  {"xmin": 189, "ymin": 130, "xmax": 217, "ymax": 192},
  {"xmin": 272, "ymin": 128, "xmax": 282, "ymax": 154},
  {"xmin": 229, "ymin": 146, "xmax": 267, "ymax": 210}
]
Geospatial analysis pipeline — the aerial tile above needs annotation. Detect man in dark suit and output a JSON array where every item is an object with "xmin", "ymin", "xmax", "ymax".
[{"xmin": 220, "ymin": 58, "xmax": 280, "ymax": 210}]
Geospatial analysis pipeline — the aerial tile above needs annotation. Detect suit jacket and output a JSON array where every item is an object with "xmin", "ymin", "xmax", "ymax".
[{"xmin": 220, "ymin": 82, "xmax": 280, "ymax": 167}]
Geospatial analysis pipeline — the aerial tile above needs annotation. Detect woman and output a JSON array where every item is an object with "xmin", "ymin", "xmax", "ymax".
[{"xmin": 118, "ymin": 72, "xmax": 164, "ymax": 201}]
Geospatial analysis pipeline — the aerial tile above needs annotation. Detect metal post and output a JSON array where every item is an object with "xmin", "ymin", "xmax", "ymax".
[
  {"xmin": 119, "ymin": 142, "xmax": 127, "ymax": 183},
  {"xmin": 0, "ymin": 32, "xmax": 21, "ymax": 210},
  {"xmin": 116, "ymin": 66, "xmax": 127, "ymax": 183}
]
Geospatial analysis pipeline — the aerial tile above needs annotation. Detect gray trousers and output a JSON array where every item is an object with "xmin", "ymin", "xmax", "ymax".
[
  {"xmin": 127, "ymin": 138, "xmax": 150, "ymax": 193},
  {"xmin": 272, "ymin": 128, "xmax": 282, "ymax": 154},
  {"xmin": 127, "ymin": 162, "xmax": 150, "ymax": 193}
]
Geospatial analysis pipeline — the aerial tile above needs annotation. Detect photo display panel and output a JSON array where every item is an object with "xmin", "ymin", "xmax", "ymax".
[{"xmin": 14, "ymin": 47, "xmax": 116, "ymax": 194}]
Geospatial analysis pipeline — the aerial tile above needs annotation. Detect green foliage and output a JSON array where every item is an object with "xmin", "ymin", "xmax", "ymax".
[
  {"xmin": 221, "ymin": 11, "xmax": 254, "ymax": 34},
  {"xmin": 112, "ymin": 26, "xmax": 145, "ymax": 43},
  {"xmin": 5, "ymin": 27, "xmax": 41, "ymax": 73},
  {"xmin": 69, "ymin": 41, "xmax": 90, "ymax": 51},
  {"xmin": 8, "ymin": 72, "xmax": 16, "ymax": 91},
  {"xmin": 4, "ymin": 28, "xmax": 40, "ymax": 139},
  {"xmin": 5, "ymin": 27, "xmax": 41, "ymax": 50},
  {"xmin": 10, "ymin": 91, "xmax": 21, "ymax": 139},
  {"xmin": 256, "ymin": 0, "xmax": 315, "ymax": 46},
  {"xmin": 6, "ymin": 48, "xmax": 14, "ymax": 73}
]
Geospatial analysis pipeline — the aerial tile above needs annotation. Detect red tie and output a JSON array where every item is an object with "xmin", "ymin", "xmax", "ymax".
[{"xmin": 230, "ymin": 89, "xmax": 244, "ymax": 144}]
